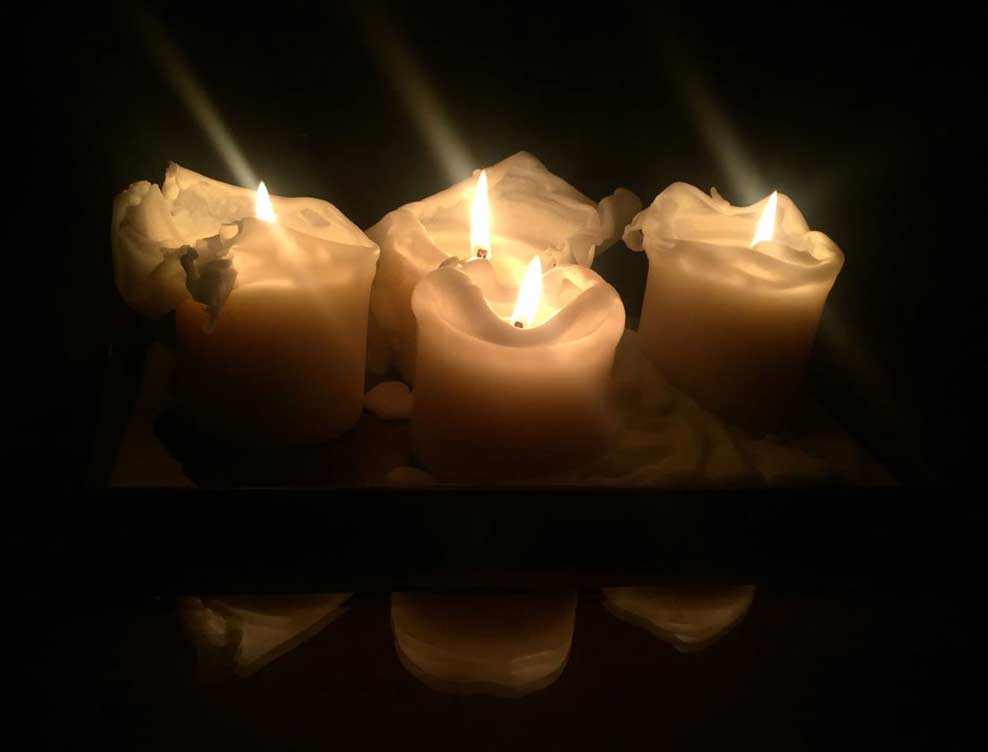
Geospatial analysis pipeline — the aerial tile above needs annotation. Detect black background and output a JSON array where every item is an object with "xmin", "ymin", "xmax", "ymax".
[
  {"xmin": 8, "ymin": 1, "xmax": 987, "ymax": 488},
  {"xmin": 6, "ymin": 2, "xmax": 987, "ymax": 749}
]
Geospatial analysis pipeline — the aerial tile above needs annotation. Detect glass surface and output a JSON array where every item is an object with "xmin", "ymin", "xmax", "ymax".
[{"xmin": 29, "ymin": 584, "xmax": 975, "ymax": 749}]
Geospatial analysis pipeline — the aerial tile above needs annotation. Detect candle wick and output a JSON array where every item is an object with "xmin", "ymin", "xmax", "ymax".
[
  {"xmin": 476, "ymin": 248, "xmax": 488, "ymax": 259},
  {"xmin": 513, "ymin": 320, "xmax": 524, "ymax": 329}
]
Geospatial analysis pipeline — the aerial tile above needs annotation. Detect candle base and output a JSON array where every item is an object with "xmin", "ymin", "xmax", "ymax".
[{"xmin": 108, "ymin": 334, "xmax": 895, "ymax": 488}]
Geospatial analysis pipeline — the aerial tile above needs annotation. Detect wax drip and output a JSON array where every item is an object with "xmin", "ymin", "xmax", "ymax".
[{"xmin": 180, "ymin": 246, "xmax": 238, "ymax": 333}]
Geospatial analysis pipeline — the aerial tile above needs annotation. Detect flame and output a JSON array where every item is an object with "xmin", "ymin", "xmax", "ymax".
[
  {"xmin": 750, "ymin": 190, "xmax": 777, "ymax": 246},
  {"xmin": 510, "ymin": 256, "xmax": 543, "ymax": 328},
  {"xmin": 256, "ymin": 181, "xmax": 276, "ymax": 223},
  {"xmin": 470, "ymin": 169, "xmax": 491, "ymax": 257}
]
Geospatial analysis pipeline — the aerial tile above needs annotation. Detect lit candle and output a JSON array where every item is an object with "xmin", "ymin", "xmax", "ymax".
[
  {"xmin": 409, "ymin": 182, "xmax": 626, "ymax": 481},
  {"xmin": 391, "ymin": 592, "xmax": 576, "ymax": 696},
  {"xmin": 112, "ymin": 163, "xmax": 380, "ymax": 445},
  {"xmin": 624, "ymin": 183, "xmax": 844, "ymax": 433},
  {"xmin": 367, "ymin": 151, "xmax": 641, "ymax": 380}
]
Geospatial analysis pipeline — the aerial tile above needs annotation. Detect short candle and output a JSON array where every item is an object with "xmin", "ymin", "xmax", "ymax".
[
  {"xmin": 411, "ymin": 256, "xmax": 625, "ymax": 482},
  {"xmin": 112, "ymin": 164, "xmax": 379, "ymax": 445},
  {"xmin": 624, "ymin": 183, "xmax": 844, "ymax": 433}
]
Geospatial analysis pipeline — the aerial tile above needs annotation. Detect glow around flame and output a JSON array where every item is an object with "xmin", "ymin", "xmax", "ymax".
[
  {"xmin": 511, "ymin": 256, "xmax": 543, "ymax": 328},
  {"xmin": 750, "ymin": 190, "xmax": 778, "ymax": 246},
  {"xmin": 470, "ymin": 170, "xmax": 491, "ymax": 256},
  {"xmin": 256, "ymin": 181, "xmax": 276, "ymax": 223}
]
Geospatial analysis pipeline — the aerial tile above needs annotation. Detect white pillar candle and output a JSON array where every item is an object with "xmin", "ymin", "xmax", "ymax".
[
  {"xmin": 390, "ymin": 592, "xmax": 576, "ymax": 696},
  {"xmin": 112, "ymin": 164, "xmax": 379, "ymax": 445},
  {"xmin": 410, "ymin": 258, "xmax": 625, "ymax": 482},
  {"xmin": 367, "ymin": 151, "xmax": 641, "ymax": 380},
  {"xmin": 624, "ymin": 183, "xmax": 844, "ymax": 433}
]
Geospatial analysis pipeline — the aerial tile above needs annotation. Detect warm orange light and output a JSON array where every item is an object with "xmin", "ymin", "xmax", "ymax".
[
  {"xmin": 750, "ymin": 190, "xmax": 777, "ymax": 246},
  {"xmin": 510, "ymin": 256, "xmax": 542, "ymax": 328},
  {"xmin": 470, "ymin": 170, "xmax": 491, "ymax": 257},
  {"xmin": 256, "ymin": 181, "xmax": 276, "ymax": 223}
]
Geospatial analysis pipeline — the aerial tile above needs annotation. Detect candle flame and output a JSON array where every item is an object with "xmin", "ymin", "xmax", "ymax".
[
  {"xmin": 511, "ymin": 256, "xmax": 543, "ymax": 328},
  {"xmin": 256, "ymin": 181, "xmax": 276, "ymax": 223},
  {"xmin": 470, "ymin": 170, "xmax": 491, "ymax": 258},
  {"xmin": 750, "ymin": 190, "xmax": 777, "ymax": 246}
]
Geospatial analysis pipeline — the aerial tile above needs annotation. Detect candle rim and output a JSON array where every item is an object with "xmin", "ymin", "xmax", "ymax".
[
  {"xmin": 624, "ymin": 182, "xmax": 844, "ymax": 287},
  {"xmin": 112, "ymin": 164, "xmax": 379, "ymax": 320},
  {"xmin": 412, "ymin": 263, "xmax": 625, "ymax": 349},
  {"xmin": 164, "ymin": 162, "xmax": 375, "ymax": 251},
  {"xmin": 626, "ymin": 183, "xmax": 841, "ymax": 256}
]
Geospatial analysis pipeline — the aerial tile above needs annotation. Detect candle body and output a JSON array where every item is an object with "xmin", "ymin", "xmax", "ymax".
[
  {"xmin": 112, "ymin": 164, "xmax": 379, "ymax": 445},
  {"xmin": 639, "ymin": 252, "xmax": 830, "ymax": 432},
  {"xmin": 625, "ymin": 184, "xmax": 843, "ymax": 433},
  {"xmin": 411, "ymin": 262, "xmax": 625, "ymax": 482},
  {"xmin": 367, "ymin": 151, "xmax": 640, "ymax": 380},
  {"xmin": 175, "ymin": 278, "xmax": 372, "ymax": 446}
]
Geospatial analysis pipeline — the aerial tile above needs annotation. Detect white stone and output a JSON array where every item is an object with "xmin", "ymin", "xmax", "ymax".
[{"xmin": 364, "ymin": 381, "xmax": 413, "ymax": 421}]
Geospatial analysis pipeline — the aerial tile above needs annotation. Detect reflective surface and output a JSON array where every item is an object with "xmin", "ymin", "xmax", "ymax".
[{"xmin": 28, "ymin": 584, "xmax": 977, "ymax": 749}]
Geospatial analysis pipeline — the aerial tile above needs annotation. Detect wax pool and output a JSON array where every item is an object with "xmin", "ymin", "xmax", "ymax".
[{"xmin": 624, "ymin": 184, "xmax": 844, "ymax": 433}]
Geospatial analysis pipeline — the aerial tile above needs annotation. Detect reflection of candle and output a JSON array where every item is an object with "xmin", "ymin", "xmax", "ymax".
[
  {"xmin": 411, "ymin": 255, "xmax": 625, "ymax": 482},
  {"xmin": 624, "ymin": 184, "xmax": 844, "ymax": 433},
  {"xmin": 367, "ymin": 152, "xmax": 641, "ymax": 380},
  {"xmin": 390, "ymin": 592, "xmax": 576, "ymax": 696},
  {"xmin": 604, "ymin": 585, "xmax": 755, "ymax": 652},
  {"xmin": 112, "ymin": 164, "xmax": 379, "ymax": 445},
  {"xmin": 178, "ymin": 593, "xmax": 351, "ymax": 677}
]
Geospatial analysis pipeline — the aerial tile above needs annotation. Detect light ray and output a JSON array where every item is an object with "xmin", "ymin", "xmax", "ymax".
[
  {"xmin": 138, "ymin": 10, "xmax": 257, "ymax": 188},
  {"xmin": 356, "ymin": 6, "xmax": 473, "ymax": 183}
]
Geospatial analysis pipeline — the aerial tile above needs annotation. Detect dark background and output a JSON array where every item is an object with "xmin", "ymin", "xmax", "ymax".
[
  {"xmin": 6, "ymin": 3, "xmax": 987, "ymax": 748},
  {"xmin": 8, "ymin": 1, "xmax": 987, "ymax": 489}
]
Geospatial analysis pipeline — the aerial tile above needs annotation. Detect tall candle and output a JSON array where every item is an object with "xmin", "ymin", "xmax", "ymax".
[
  {"xmin": 112, "ymin": 164, "xmax": 379, "ymax": 445},
  {"xmin": 624, "ymin": 183, "xmax": 844, "ymax": 433},
  {"xmin": 410, "ymin": 258, "xmax": 625, "ymax": 482},
  {"xmin": 367, "ymin": 151, "xmax": 640, "ymax": 380}
]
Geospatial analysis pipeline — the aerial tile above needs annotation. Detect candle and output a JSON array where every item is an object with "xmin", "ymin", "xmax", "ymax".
[
  {"xmin": 112, "ymin": 163, "xmax": 380, "ymax": 445},
  {"xmin": 391, "ymin": 592, "xmax": 576, "ymax": 696},
  {"xmin": 367, "ymin": 151, "xmax": 641, "ymax": 380},
  {"xmin": 624, "ymin": 183, "xmax": 844, "ymax": 433},
  {"xmin": 604, "ymin": 585, "xmax": 755, "ymax": 652},
  {"xmin": 410, "ymin": 256, "xmax": 625, "ymax": 482}
]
